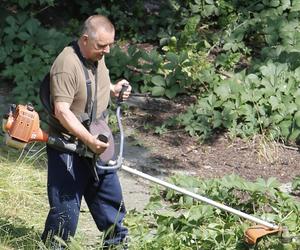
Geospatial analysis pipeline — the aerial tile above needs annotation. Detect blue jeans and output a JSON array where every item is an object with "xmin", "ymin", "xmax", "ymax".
[{"xmin": 41, "ymin": 146, "xmax": 128, "ymax": 246}]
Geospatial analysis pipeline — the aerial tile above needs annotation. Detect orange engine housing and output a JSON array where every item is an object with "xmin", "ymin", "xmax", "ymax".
[{"xmin": 5, "ymin": 104, "xmax": 48, "ymax": 143}]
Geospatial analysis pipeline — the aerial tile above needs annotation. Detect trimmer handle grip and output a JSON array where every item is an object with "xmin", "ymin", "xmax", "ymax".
[
  {"xmin": 97, "ymin": 134, "xmax": 108, "ymax": 143},
  {"xmin": 117, "ymin": 85, "xmax": 129, "ymax": 104}
]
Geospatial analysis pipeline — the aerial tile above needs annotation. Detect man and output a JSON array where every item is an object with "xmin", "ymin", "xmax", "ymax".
[{"xmin": 41, "ymin": 15, "xmax": 131, "ymax": 248}]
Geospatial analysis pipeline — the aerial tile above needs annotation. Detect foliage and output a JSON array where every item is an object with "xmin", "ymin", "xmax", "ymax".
[
  {"xmin": 107, "ymin": 43, "xmax": 212, "ymax": 99},
  {"xmin": 0, "ymin": 12, "xmax": 71, "ymax": 110},
  {"xmin": 105, "ymin": 0, "xmax": 300, "ymax": 142},
  {"xmin": 2, "ymin": 0, "xmax": 300, "ymax": 142},
  {"xmin": 175, "ymin": 61, "xmax": 300, "ymax": 141},
  {"xmin": 126, "ymin": 174, "xmax": 300, "ymax": 250},
  {"xmin": 1, "ymin": 2, "xmax": 300, "ymax": 249},
  {"xmin": 292, "ymin": 176, "xmax": 300, "ymax": 192},
  {"xmin": 5, "ymin": 0, "xmax": 55, "ymax": 9}
]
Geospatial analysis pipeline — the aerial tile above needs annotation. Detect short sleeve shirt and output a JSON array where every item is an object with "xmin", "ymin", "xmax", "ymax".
[{"xmin": 50, "ymin": 46, "xmax": 111, "ymax": 120}]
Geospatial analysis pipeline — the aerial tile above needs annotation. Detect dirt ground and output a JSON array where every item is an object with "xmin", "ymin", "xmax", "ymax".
[{"xmin": 123, "ymin": 95, "xmax": 300, "ymax": 184}]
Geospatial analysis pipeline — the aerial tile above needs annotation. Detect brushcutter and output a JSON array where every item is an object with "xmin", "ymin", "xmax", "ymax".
[{"xmin": 1, "ymin": 88, "xmax": 288, "ymax": 246}]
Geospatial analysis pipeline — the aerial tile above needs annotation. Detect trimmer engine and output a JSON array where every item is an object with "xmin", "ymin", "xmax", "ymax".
[{"xmin": 2, "ymin": 103, "xmax": 48, "ymax": 149}]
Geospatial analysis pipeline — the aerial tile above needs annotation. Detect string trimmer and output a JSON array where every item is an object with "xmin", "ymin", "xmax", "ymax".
[{"xmin": 2, "ymin": 89, "xmax": 286, "ymax": 245}]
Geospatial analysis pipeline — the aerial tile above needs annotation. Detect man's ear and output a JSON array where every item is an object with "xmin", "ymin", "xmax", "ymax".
[{"xmin": 82, "ymin": 35, "xmax": 89, "ymax": 45}]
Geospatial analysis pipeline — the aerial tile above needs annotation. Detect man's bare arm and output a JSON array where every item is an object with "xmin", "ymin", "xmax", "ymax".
[{"xmin": 54, "ymin": 101, "xmax": 108, "ymax": 154}]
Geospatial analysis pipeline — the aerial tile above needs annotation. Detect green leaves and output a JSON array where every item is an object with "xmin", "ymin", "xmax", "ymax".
[
  {"xmin": 0, "ymin": 13, "xmax": 71, "ymax": 109},
  {"xmin": 128, "ymin": 174, "xmax": 300, "ymax": 249},
  {"xmin": 292, "ymin": 176, "xmax": 300, "ymax": 191},
  {"xmin": 263, "ymin": 0, "xmax": 281, "ymax": 7},
  {"xmin": 291, "ymin": 0, "xmax": 300, "ymax": 11},
  {"xmin": 24, "ymin": 18, "xmax": 40, "ymax": 36},
  {"xmin": 151, "ymin": 75, "xmax": 165, "ymax": 87},
  {"xmin": 176, "ymin": 60, "xmax": 300, "ymax": 142},
  {"xmin": 3, "ymin": 0, "xmax": 300, "ymax": 143},
  {"xmin": 269, "ymin": 96, "xmax": 280, "ymax": 110},
  {"xmin": 152, "ymin": 86, "xmax": 165, "ymax": 96},
  {"xmin": 294, "ymin": 111, "xmax": 300, "ymax": 127},
  {"xmin": 214, "ymin": 83, "xmax": 231, "ymax": 101}
]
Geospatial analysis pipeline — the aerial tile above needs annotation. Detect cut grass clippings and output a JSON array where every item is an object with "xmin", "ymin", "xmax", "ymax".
[
  {"xmin": 0, "ymin": 144, "xmax": 108, "ymax": 250},
  {"xmin": 0, "ymin": 145, "xmax": 48, "ymax": 249}
]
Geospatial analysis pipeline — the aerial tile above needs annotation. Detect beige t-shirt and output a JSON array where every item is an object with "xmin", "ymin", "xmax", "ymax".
[{"xmin": 50, "ymin": 46, "xmax": 111, "ymax": 120}]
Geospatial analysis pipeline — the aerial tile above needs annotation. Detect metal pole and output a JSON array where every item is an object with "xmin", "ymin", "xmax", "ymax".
[{"xmin": 121, "ymin": 165, "xmax": 279, "ymax": 230}]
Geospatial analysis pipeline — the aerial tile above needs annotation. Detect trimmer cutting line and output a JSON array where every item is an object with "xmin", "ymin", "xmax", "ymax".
[{"xmin": 1, "ymin": 87, "xmax": 288, "ymax": 245}]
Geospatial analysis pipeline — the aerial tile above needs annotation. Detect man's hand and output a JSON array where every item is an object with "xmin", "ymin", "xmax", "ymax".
[
  {"xmin": 54, "ymin": 101, "xmax": 109, "ymax": 155},
  {"xmin": 110, "ymin": 79, "xmax": 132, "ymax": 100},
  {"xmin": 86, "ymin": 136, "xmax": 109, "ymax": 155}
]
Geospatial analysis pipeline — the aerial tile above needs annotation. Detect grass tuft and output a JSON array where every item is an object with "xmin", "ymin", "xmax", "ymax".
[{"xmin": 0, "ymin": 144, "xmax": 48, "ymax": 249}]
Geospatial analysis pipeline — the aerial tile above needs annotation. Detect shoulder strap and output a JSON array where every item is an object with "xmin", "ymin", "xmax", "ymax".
[
  {"xmin": 91, "ymin": 72, "xmax": 98, "ymax": 122},
  {"xmin": 70, "ymin": 41, "xmax": 98, "ymax": 124}
]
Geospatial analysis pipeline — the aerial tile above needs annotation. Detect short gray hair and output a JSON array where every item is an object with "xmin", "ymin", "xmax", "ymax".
[{"xmin": 80, "ymin": 15, "xmax": 115, "ymax": 39}]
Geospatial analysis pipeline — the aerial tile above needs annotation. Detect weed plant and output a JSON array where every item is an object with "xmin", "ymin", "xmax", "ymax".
[{"xmin": 126, "ymin": 174, "xmax": 300, "ymax": 250}]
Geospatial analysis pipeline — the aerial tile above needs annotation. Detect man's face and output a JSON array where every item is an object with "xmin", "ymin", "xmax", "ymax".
[{"xmin": 84, "ymin": 29, "xmax": 115, "ymax": 61}]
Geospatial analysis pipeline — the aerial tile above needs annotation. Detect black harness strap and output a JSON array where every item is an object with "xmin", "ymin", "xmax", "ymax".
[
  {"xmin": 82, "ymin": 67, "xmax": 92, "ymax": 118},
  {"xmin": 69, "ymin": 41, "xmax": 98, "ymax": 125},
  {"xmin": 91, "ymin": 72, "xmax": 98, "ymax": 122}
]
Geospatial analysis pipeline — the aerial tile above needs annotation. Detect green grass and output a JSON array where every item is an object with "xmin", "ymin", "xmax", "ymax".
[
  {"xmin": 0, "ymin": 144, "xmax": 48, "ymax": 250},
  {"xmin": 2, "ymin": 138, "xmax": 300, "ymax": 250},
  {"xmin": 0, "ymin": 143, "xmax": 121, "ymax": 250}
]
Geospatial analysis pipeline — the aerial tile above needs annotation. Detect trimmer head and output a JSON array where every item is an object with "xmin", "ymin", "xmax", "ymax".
[{"xmin": 244, "ymin": 225, "xmax": 283, "ymax": 245}]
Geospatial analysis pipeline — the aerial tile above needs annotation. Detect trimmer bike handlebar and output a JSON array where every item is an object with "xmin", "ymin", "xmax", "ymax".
[
  {"xmin": 95, "ymin": 106, "xmax": 124, "ymax": 170},
  {"xmin": 95, "ymin": 85, "xmax": 128, "ymax": 170}
]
